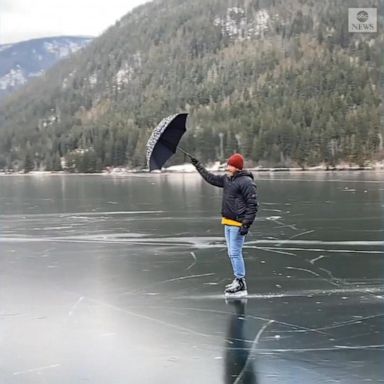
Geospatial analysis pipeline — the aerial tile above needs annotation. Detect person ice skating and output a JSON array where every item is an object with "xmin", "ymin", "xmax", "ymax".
[{"xmin": 191, "ymin": 153, "xmax": 258, "ymax": 297}]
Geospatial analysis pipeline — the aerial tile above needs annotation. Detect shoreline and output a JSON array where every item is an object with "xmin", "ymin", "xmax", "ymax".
[{"xmin": 1, "ymin": 166, "xmax": 383, "ymax": 176}]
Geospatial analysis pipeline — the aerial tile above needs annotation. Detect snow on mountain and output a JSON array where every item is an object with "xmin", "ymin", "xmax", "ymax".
[
  {"xmin": 214, "ymin": 7, "xmax": 272, "ymax": 40},
  {"xmin": 0, "ymin": 66, "xmax": 27, "ymax": 90},
  {"xmin": 0, "ymin": 36, "xmax": 93, "ymax": 100}
]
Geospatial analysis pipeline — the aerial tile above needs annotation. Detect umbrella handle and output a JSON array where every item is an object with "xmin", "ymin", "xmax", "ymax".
[{"xmin": 177, "ymin": 146, "xmax": 194, "ymax": 159}]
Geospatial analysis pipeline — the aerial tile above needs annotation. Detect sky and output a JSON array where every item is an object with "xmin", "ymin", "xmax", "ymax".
[{"xmin": 0, "ymin": 0, "xmax": 151, "ymax": 44}]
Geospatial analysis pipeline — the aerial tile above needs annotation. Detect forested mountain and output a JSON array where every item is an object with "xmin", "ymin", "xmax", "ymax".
[
  {"xmin": 0, "ymin": 36, "xmax": 93, "ymax": 100},
  {"xmin": 0, "ymin": 0, "xmax": 382, "ymax": 172}
]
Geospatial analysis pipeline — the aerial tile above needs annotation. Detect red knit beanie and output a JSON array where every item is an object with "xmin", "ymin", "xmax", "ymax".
[{"xmin": 227, "ymin": 153, "xmax": 244, "ymax": 170}]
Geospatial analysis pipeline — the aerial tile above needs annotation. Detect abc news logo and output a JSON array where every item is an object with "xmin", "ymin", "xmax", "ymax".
[{"xmin": 349, "ymin": 8, "xmax": 377, "ymax": 32}]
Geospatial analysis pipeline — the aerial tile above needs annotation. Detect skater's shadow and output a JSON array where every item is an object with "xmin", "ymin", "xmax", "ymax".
[{"xmin": 224, "ymin": 299, "xmax": 258, "ymax": 384}]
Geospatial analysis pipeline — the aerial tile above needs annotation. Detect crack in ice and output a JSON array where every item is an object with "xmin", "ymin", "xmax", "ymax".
[{"xmin": 13, "ymin": 364, "xmax": 61, "ymax": 376}]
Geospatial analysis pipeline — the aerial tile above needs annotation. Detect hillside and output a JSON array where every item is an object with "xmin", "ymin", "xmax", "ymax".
[
  {"xmin": 0, "ymin": 0, "xmax": 382, "ymax": 172},
  {"xmin": 0, "ymin": 36, "xmax": 93, "ymax": 100}
]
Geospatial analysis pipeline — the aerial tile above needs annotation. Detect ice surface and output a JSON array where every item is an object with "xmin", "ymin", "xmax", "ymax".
[{"xmin": 0, "ymin": 172, "xmax": 383, "ymax": 383}]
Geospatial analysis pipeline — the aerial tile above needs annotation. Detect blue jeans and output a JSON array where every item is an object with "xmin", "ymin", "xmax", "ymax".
[{"xmin": 224, "ymin": 225, "xmax": 246, "ymax": 279}]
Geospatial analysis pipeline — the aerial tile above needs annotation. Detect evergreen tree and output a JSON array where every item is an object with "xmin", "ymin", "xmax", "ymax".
[{"xmin": 23, "ymin": 152, "xmax": 34, "ymax": 173}]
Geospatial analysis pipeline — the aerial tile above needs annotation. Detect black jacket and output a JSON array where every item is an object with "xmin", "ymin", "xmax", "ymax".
[{"xmin": 194, "ymin": 162, "xmax": 258, "ymax": 226}]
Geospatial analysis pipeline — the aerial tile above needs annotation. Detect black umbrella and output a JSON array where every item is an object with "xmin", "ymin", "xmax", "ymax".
[{"xmin": 146, "ymin": 113, "xmax": 192, "ymax": 171}]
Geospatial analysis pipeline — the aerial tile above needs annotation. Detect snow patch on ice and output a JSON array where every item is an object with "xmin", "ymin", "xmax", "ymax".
[{"xmin": 0, "ymin": 44, "xmax": 11, "ymax": 52}]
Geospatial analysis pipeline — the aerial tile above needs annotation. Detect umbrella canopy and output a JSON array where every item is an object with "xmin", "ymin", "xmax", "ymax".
[{"xmin": 146, "ymin": 113, "xmax": 189, "ymax": 171}]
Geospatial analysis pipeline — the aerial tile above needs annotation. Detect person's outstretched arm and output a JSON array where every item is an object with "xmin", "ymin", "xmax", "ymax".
[{"xmin": 190, "ymin": 157, "xmax": 225, "ymax": 188}]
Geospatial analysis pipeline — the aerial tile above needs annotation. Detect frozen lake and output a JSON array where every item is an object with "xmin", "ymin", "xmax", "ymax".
[{"xmin": 1, "ymin": 172, "xmax": 383, "ymax": 383}]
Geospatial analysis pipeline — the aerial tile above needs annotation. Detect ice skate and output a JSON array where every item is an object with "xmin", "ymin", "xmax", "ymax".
[{"xmin": 224, "ymin": 278, "xmax": 248, "ymax": 298}]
